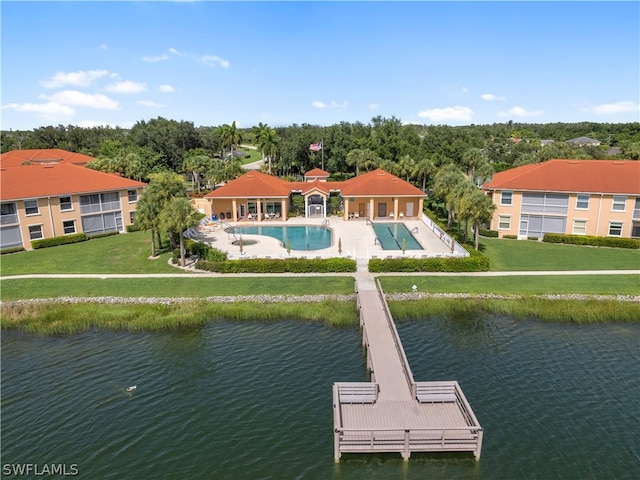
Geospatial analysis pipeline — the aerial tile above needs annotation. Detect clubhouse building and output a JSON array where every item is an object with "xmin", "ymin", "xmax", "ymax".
[
  {"xmin": 1, "ymin": 149, "xmax": 146, "ymax": 251},
  {"xmin": 193, "ymin": 168, "xmax": 426, "ymax": 222},
  {"xmin": 482, "ymin": 159, "xmax": 640, "ymax": 239}
]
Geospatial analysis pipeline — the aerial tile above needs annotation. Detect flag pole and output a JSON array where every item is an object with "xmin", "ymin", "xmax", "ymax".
[{"xmin": 321, "ymin": 138, "xmax": 324, "ymax": 171}]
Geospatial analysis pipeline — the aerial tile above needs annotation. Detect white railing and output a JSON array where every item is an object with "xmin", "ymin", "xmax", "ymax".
[
  {"xmin": 421, "ymin": 213, "xmax": 469, "ymax": 257},
  {"xmin": 375, "ymin": 278, "xmax": 416, "ymax": 397}
]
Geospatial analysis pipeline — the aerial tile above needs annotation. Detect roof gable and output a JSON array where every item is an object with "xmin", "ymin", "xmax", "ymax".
[
  {"xmin": 204, "ymin": 171, "xmax": 291, "ymax": 198},
  {"xmin": 483, "ymin": 159, "xmax": 640, "ymax": 195},
  {"xmin": 340, "ymin": 169, "xmax": 425, "ymax": 196}
]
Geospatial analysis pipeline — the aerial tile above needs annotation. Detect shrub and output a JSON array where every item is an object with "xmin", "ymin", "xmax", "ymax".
[
  {"xmin": 503, "ymin": 235, "xmax": 518, "ymax": 239},
  {"xmin": 87, "ymin": 231, "xmax": 120, "ymax": 240},
  {"xmin": 527, "ymin": 236, "xmax": 538, "ymax": 241},
  {"xmin": 183, "ymin": 239, "xmax": 228, "ymax": 261},
  {"xmin": 1, "ymin": 246, "xmax": 25, "ymax": 255},
  {"xmin": 31, "ymin": 233, "xmax": 87, "ymax": 249},
  {"xmin": 368, "ymin": 249, "xmax": 489, "ymax": 273},
  {"xmin": 126, "ymin": 224, "xmax": 142, "ymax": 233},
  {"xmin": 195, "ymin": 257, "xmax": 357, "ymax": 273},
  {"xmin": 543, "ymin": 233, "xmax": 640, "ymax": 249},
  {"xmin": 480, "ymin": 229, "xmax": 499, "ymax": 238}
]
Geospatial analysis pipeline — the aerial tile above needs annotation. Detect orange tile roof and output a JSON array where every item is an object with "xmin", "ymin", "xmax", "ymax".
[
  {"xmin": 204, "ymin": 169, "xmax": 425, "ymax": 199},
  {"xmin": 340, "ymin": 169, "xmax": 425, "ymax": 196},
  {"xmin": 483, "ymin": 159, "xmax": 640, "ymax": 194},
  {"xmin": 304, "ymin": 168, "xmax": 330, "ymax": 177},
  {"xmin": 0, "ymin": 164, "xmax": 146, "ymax": 201},
  {"xmin": 204, "ymin": 171, "xmax": 291, "ymax": 198},
  {"xmin": 0, "ymin": 148, "xmax": 95, "ymax": 167}
]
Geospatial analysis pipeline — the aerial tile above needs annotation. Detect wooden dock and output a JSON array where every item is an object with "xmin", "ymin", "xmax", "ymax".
[{"xmin": 333, "ymin": 275, "xmax": 483, "ymax": 461}]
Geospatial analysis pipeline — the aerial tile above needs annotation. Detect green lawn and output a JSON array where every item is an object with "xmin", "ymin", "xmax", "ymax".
[
  {"xmin": 0, "ymin": 231, "xmax": 179, "ymax": 275},
  {"xmin": 480, "ymin": 237, "xmax": 640, "ymax": 271},
  {"xmin": 0, "ymin": 276, "xmax": 355, "ymax": 301},
  {"xmin": 379, "ymin": 275, "xmax": 640, "ymax": 296}
]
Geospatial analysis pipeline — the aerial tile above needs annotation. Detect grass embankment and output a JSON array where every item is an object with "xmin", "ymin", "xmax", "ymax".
[
  {"xmin": 389, "ymin": 298, "xmax": 639, "ymax": 324},
  {"xmin": 378, "ymin": 275, "xmax": 640, "ymax": 296},
  {"xmin": 480, "ymin": 237, "xmax": 640, "ymax": 271},
  {"xmin": 1, "ymin": 300, "xmax": 357, "ymax": 335},
  {"xmin": 0, "ymin": 276, "xmax": 355, "ymax": 301}
]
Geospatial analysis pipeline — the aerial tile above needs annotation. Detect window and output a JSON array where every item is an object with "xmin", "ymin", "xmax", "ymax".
[
  {"xmin": 521, "ymin": 193, "xmax": 569, "ymax": 214},
  {"xmin": 1, "ymin": 203, "xmax": 18, "ymax": 225},
  {"xmin": 498, "ymin": 215, "xmax": 511, "ymax": 230},
  {"xmin": 28, "ymin": 225, "xmax": 43, "ymax": 240},
  {"xmin": 500, "ymin": 191, "xmax": 513, "ymax": 206},
  {"xmin": 573, "ymin": 219, "xmax": 587, "ymax": 235},
  {"xmin": 81, "ymin": 211, "xmax": 123, "ymax": 236},
  {"xmin": 127, "ymin": 190, "xmax": 138, "ymax": 203},
  {"xmin": 634, "ymin": 198, "xmax": 640, "ymax": 219},
  {"xmin": 25, "ymin": 199, "xmax": 39, "ymax": 215},
  {"xmin": 608, "ymin": 221, "xmax": 623, "ymax": 237},
  {"xmin": 0, "ymin": 225, "xmax": 22, "ymax": 249},
  {"xmin": 60, "ymin": 196, "xmax": 73, "ymax": 211},
  {"xmin": 129, "ymin": 211, "xmax": 136, "ymax": 224},
  {"xmin": 63, "ymin": 220, "xmax": 76, "ymax": 235},
  {"xmin": 576, "ymin": 194, "xmax": 589, "ymax": 210},
  {"xmin": 79, "ymin": 192, "xmax": 120, "ymax": 214},
  {"xmin": 612, "ymin": 196, "xmax": 626, "ymax": 212}
]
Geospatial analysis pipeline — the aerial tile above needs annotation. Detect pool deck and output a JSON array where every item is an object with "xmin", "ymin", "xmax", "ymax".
[{"xmin": 189, "ymin": 216, "xmax": 457, "ymax": 260}]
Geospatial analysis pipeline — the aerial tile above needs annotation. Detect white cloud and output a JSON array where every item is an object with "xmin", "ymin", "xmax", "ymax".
[
  {"xmin": 200, "ymin": 55, "xmax": 230, "ymax": 68},
  {"xmin": 312, "ymin": 101, "xmax": 327, "ymax": 109},
  {"xmin": 331, "ymin": 100, "xmax": 348, "ymax": 108},
  {"xmin": 42, "ymin": 90, "xmax": 120, "ymax": 110},
  {"xmin": 2, "ymin": 101, "xmax": 75, "ymax": 118},
  {"xmin": 106, "ymin": 81, "xmax": 148, "ymax": 94},
  {"xmin": 498, "ymin": 106, "xmax": 543, "ymax": 117},
  {"xmin": 581, "ymin": 101, "xmax": 639, "ymax": 115},
  {"xmin": 418, "ymin": 106, "xmax": 473, "ymax": 122},
  {"xmin": 462, "ymin": 87, "xmax": 469, "ymax": 93},
  {"xmin": 169, "ymin": 47, "xmax": 183, "ymax": 56},
  {"xmin": 369, "ymin": 103, "xmax": 379, "ymax": 110},
  {"xmin": 137, "ymin": 100, "xmax": 165, "ymax": 107},
  {"xmin": 481, "ymin": 93, "xmax": 506, "ymax": 101},
  {"xmin": 158, "ymin": 84, "xmax": 175, "ymax": 93},
  {"xmin": 41, "ymin": 69, "xmax": 109, "ymax": 89},
  {"xmin": 99, "ymin": 44, "xmax": 108, "ymax": 51},
  {"xmin": 142, "ymin": 54, "xmax": 169, "ymax": 62}
]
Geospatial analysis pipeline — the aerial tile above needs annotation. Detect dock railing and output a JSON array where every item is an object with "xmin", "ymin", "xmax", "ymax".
[{"xmin": 374, "ymin": 278, "xmax": 416, "ymax": 397}]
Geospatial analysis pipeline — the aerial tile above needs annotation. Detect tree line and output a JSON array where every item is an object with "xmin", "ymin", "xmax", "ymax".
[{"xmin": 3, "ymin": 116, "xmax": 638, "ymax": 250}]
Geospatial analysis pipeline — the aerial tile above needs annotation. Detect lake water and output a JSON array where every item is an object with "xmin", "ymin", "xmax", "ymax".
[{"xmin": 2, "ymin": 315, "xmax": 639, "ymax": 479}]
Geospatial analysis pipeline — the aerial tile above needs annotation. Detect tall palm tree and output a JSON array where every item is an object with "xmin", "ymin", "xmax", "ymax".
[
  {"xmin": 465, "ymin": 189, "xmax": 496, "ymax": 250},
  {"xmin": 133, "ymin": 194, "xmax": 162, "ymax": 257},
  {"xmin": 432, "ymin": 163, "xmax": 466, "ymax": 227},
  {"xmin": 412, "ymin": 156, "xmax": 435, "ymax": 192},
  {"xmin": 253, "ymin": 123, "xmax": 280, "ymax": 174},
  {"xmin": 161, "ymin": 197, "xmax": 201, "ymax": 267},
  {"xmin": 346, "ymin": 148, "xmax": 381, "ymax": 176}
]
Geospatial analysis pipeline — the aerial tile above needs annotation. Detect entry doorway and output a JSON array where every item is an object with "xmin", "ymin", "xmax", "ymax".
[{"xmin": 378, "ymin": 202, "xmax": 387, "ymax": 217}]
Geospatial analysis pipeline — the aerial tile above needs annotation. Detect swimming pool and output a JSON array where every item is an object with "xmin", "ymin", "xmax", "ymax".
[
  {"xmin": 229, "ymin": 225, "xmax": 332, "ymax": 251},
  {"xmin": 371, "ymin": 222, "xmax": 423, "ymax": 250}
]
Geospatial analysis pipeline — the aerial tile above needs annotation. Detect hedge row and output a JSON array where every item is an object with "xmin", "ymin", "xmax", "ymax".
[
  {"xmin": 196, "ymin": 257, "xmax": 357, "ymax": 273},
  {"xmin": 1, "ymin": 246, "xmax": 25, "ymax": 255},
  {"xmin": 31, "ymin": 233, "xmax": 87, "ymax": 249},
  {"xmin": 368, "ymin": 250, "xmax": 490, "ymax": 273},
  {"xmin": 543, "ymin": 233, "xmax": 640, "ymax": 249},
  {"xmin": 479, "ymin": 229, "xmax": 499, "ymax": 238}
]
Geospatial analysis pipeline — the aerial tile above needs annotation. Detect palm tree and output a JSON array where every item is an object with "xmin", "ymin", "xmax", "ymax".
[
  {"xmin": 465, "ymin": 189, "xmax": 496, "ymax": 250},
  {"xmin": 253, "ymin": 123, "xmax": 280, "ymax": 174},
  {"xmin": 346, "ymin": 148, "xmax": 381, "ymax": 176},
  {"xmin": 432, "ymin": 163, "xmax": 466, "ymax": 227},
  {"xmin": 396, "ymin": 154, "xmax": 416, "ymax": 182},
  {"xmin": 216, "ymin": 122, "xmax": 242, "ymax": 160},
  {"xmin": 134, "ymin": 194, "xmax": 162, "ymax": 257},
  {"xmin": 161, "ymin": 197, "xmax": 201, "ymax": 267},
  {"xmin": 412, "ymin": 156, "xmax": 435, "ymax": 192}
]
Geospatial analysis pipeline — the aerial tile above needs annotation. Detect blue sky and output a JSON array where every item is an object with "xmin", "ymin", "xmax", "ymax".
[{"xmin": 2, "ymin": 1, "xmax": 639, "ymax": 130}]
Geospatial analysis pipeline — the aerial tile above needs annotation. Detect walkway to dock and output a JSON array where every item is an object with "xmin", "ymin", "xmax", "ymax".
[{"xmin": 333, "ymin": 273, "xmax": 483, "ymax": 461}]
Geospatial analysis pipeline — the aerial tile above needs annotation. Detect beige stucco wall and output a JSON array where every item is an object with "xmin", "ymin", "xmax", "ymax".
[
  {"xmin": 490, "ymin": 190, "xmax": 638, "ymax": 238},
  {"xmin": 12, "ymin": 187, "xmax": 143, "ymax": 250},
  {"xmin": 343, "ymin": 196, "xmax": 424, "ymax": 220}
]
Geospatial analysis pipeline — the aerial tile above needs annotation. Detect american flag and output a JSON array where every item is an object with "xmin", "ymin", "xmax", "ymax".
[{"xmin": 309, "ymin": 142, "xmax": 322, "ymax": 152}]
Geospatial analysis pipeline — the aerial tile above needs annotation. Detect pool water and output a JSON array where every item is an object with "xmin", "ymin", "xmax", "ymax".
[
  {"xmin": 231, "ymin": 225, "xmax": 332, "ymax": 251},
  {"xmin": 372, "ymin": 222, "xmax": 423, "ymax": 250}
]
